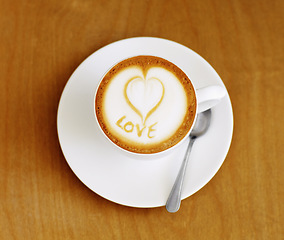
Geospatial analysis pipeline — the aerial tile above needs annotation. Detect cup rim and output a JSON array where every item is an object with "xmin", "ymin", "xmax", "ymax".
[{"xmin": 93, "ymin": 55, "xmax": 198, "ymax": 157}]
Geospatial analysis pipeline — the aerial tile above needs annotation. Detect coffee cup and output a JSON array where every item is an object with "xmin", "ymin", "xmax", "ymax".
[{"xmin": 94, "ymin": 55, "xmax": 225, "ymax": 158}]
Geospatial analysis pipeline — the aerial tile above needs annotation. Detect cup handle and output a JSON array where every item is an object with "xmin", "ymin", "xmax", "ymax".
[{"xmin": 196, "ymin": 85, "xmax": 226, "ymax": 113}]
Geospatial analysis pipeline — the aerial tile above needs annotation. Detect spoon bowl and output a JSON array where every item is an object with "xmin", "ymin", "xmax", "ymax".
[{"xmin": 191, "ymin": 109, "xmax": 211, "ymax": 137}]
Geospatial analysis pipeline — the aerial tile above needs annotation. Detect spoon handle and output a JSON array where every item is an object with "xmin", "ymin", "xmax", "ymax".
[{"xmin": 166, "ymin": 137, "xmax": 196, "ymax": 213}]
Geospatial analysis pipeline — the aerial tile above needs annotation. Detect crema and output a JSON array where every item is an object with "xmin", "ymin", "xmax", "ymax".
[{"xmin": 95, "ymin": 56, "xmax": 196, "ymax": 154}]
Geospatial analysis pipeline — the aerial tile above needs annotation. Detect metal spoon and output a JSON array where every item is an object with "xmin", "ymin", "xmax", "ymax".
[{"xmin": 166, "ymin": 109, "xmax": 212, "ymax": 213}]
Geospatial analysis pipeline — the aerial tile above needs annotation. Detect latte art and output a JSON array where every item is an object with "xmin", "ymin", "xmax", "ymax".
[
  {"xmin": 95, "ymin": 56, "xmax": 196, "ymax": 154},
  {"xmin": 125, "ymin": 76, "xmax": 164, "ymax": 125}
]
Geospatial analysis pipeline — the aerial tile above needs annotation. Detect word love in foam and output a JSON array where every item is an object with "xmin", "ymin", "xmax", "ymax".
[
  {"xmin": 116, "ymin": 115, "xmax": 157, "ymax": 138},
  {"xmin": 115, "ymin": 75, "xmax": 165, "ymax": 138}
]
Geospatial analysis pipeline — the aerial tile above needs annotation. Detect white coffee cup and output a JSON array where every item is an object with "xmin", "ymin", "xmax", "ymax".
[{"xmin": 94, "ymin": 55, "xmax": 226, "ymax": 159}]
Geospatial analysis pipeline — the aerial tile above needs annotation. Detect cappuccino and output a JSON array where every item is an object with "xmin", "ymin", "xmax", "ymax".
[{"xmin": 95, "ymin": 56, "xmax": 196, "ymax": 154}]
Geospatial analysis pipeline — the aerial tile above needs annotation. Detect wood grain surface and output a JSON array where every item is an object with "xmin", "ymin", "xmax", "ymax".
[{"xmin": 0, "ymin": 0, "xmax": 283, "ymax": 239}]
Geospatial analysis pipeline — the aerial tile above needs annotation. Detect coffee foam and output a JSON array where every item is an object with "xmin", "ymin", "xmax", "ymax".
[{"xmin": 95, "ymin": 56, "xmax": 196, "ymax": 154}]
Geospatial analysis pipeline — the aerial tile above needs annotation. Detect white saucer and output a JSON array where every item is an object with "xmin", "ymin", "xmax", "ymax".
[{"xmin": 57, "ymin": 37, "xmax": 233, "ymax": 208}]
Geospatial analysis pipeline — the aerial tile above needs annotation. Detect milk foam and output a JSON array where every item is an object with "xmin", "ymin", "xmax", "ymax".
[{"xmin": 102, "ymin": 66, "xmax": 188, "ymax": 144}]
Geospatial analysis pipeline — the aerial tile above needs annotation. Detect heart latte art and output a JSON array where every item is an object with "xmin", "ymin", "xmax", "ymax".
[
  {"xmin": 125, "ymin": 76, "xmax": 164, "ymax": 125},
  {"xmin": 95, "ymin": 56, "xmax": 196, "ymax": 154}
]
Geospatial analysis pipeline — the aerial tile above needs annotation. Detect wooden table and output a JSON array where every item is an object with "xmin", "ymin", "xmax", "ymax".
[{"xmin": 1, "ymin": 0, "xmax": 283, "ymax": 239}]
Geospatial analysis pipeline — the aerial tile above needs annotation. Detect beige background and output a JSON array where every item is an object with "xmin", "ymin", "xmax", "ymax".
[{"xmin": 0, "ymin": 0, "xmax": 283, "ymax": 239}]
